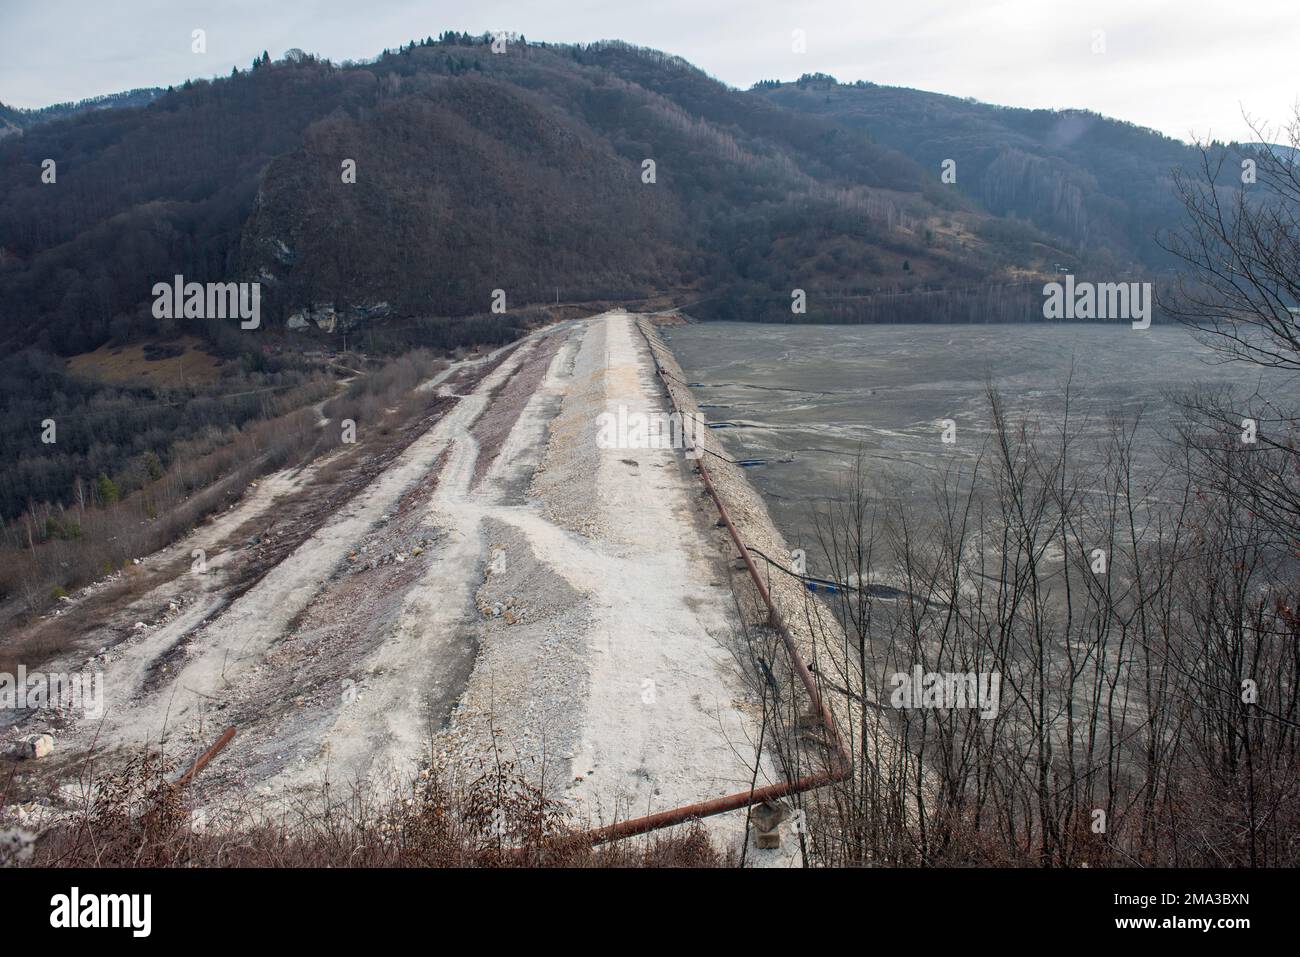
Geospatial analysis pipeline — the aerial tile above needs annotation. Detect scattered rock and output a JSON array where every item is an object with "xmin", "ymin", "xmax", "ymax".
[
  {"xmin": 19, "ymin": 733, "xmax": 54, "ymax": 760},
  {"xmin": 0, "ymin": 826, "xmax": 36, "ymax": 866},
  {"xmin": 750, "ymin": 800, "xmax": 789, "ymax": 849}
]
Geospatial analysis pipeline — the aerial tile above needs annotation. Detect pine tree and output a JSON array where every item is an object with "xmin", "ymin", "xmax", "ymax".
[{"xmin": 96, "ymin": 473, "xmax": 119, "ymax": 506}]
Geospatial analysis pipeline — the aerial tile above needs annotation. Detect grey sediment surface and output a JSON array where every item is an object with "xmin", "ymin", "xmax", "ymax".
[{"xmin": 636, "ymin": 318, "xmax": 849, "ymax": 752}]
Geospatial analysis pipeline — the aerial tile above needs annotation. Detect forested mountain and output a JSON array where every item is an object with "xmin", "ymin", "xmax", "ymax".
[
  {"xmin": 756, "ymin": 75, "xmax": 1209, "ymax": 269},
  {"xmin": 0, "ymin": 32, "xmax": 1197, "ymax": 361},
  {"xmin": 0, "ymin": 35, "xmax": 1223, "ymax": 523},
  {"xmin": 0, "ymin": 37, "xmax": 977, "ymax": 357}
]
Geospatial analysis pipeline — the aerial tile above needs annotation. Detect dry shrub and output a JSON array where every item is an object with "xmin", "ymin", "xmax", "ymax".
[
  {"xmin": 0, "ymin": 405, "xmax": 323, "ymax": 618},
  {"xmin": 0, "ymin": 351, "xmax": 454, "ymax": 665},
  {"xmin": 18, "ymin": 754, "xmax": 730, "ymax": 869}
]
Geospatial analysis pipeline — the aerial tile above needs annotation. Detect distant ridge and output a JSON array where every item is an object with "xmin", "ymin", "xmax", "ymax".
[{"xmin": 0, "ymin": 87, "xmax": 165, "ymax": 138}]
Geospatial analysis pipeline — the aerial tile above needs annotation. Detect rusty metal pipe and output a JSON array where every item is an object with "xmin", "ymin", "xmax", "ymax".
[
  {"xmin": 584, "ymin": 771, "xmax": 839, "ymax": 845},
  {"xmin": 174, "ymin": 726, "xmax": 236, "ymax": 789},
  {"xmin": 638, "ymin": 322, "xmax": 843, "ymax": 744},
  {"xmin": 692, "ymin": 443, "xmax": 847, "ymax": 770},
  {"xmin": 569, "ymin": 321, "xmax": 853, "ymax": 847}
]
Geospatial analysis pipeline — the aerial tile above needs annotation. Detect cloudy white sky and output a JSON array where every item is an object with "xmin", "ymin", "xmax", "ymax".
[{"xmin": 1, "ymin": 0, "xmax": 1295, "ymax": 142}]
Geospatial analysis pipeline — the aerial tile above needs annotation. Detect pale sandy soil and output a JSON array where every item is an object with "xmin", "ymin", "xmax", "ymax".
[
  {"xmin": 4, "ymin": 311, "xmax": 811, "ymax": 862},
  {"xmin": 430, "ymin": 313, "xmax": 778, "ymax": 854}
]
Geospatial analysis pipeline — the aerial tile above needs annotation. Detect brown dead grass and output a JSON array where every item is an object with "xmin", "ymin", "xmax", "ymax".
[
  {"xmin": 65, "ymin": 336, "xmax": 225, "ymax": 386},
  {"xmin": 5, "ymin": 750, "xmax": 729, "ymax": 869}
]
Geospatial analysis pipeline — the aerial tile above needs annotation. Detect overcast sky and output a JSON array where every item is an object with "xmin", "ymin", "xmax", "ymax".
[{"xmin": 1, "ymin": 0, "xmax": 1295, "ymax": 143}]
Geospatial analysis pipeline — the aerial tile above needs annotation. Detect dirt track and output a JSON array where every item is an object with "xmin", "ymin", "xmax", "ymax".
[{"xmin": 4, "ymin": 311, "xmax": 792, "ymax": 856}]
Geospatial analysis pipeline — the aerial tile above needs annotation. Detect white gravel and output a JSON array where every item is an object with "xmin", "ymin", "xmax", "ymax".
[{"xmin": 19, "ymin": 312, "xmax": 812, "ymax": 861}]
